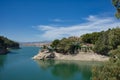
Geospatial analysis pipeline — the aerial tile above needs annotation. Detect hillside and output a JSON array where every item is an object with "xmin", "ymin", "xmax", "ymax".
[{"xmin": 0, "ymin": 36, "xmax": 20, "ymax": 54}]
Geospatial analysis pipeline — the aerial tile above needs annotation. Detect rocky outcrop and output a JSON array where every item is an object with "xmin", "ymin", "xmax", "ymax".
[
  {"xmin": 33, "ymin": 50, "xmax": 109, "ymax": 61},
  {"xmin": 32, "ymin": 50, "xmax": 55, "ymax": 60}
]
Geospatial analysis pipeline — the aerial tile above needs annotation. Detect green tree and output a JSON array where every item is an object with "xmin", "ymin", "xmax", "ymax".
[
  {"xmin": 108, "ymin": 28, "xmax": 120, "ymax": 49},
  {"xmin": 81, "ymin": 32, "xmax": 101, "ymax": 44},
  {"xmin": 112, "ymin": 0, "xmax": 120, "ymax": 19},
  {"xmin": 1, "ymin": 36, "xmax": 19, "ymax": 49},
  {"xmin": 92, "ymin": 46, "xmax": 120, "ymax": 80},
  {"xmin": 0, "ymin": 36, "xmax": 19, "ymax": 49},
  {"xmin": 51, "ymin": 39, "xmax": 60, "ymax": 50},
  {"xmin": 51, "ymin": 37, "xmax": 81, "ymax": 54},
  {"xmin": 81, "ymin": 34, "xmax": 92, "ymax": 44},
  {"xmin": 0, "ymin": 38, "xmax": 6, "ymax": 49},
  {"xmin": 94, "ymin": 28, "xmax": 120, "ymax": 55},
  {"xmin": 69, "ymin": 42, "xmax": 81, "ymax": 54},
  {"xmin": 94, "ymin": 31, "xmax": 111, "ymax": 55}
]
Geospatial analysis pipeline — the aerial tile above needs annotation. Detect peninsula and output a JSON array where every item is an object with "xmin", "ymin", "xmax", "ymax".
[{"xmin": 33, "ymin": 27, "xmax": 120, "ymax": 61}]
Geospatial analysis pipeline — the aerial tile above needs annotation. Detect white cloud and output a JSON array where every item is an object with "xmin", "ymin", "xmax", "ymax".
[
  {"xmin": 51, "ymin": 19, "xmax": 63, "ymax": 22},
  {"xmin": 35, "ymin": 15, "xmax": 120, "ymax": 41},
  {"xmin": 50, "ymin": 18, "xmax": 79, "ymax": 22},
  {"xmin": 86, "ymin": 15, "xmax": 99, "ymax": 21}
]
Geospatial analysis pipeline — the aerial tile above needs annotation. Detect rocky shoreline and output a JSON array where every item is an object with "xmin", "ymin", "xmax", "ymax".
[{"xmin": 32, "ymin": 50, "xmax": 109, "ymax": 61}]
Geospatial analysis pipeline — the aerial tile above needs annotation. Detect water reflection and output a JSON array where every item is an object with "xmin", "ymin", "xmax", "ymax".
[
  {"xmin": 51, "ymin": 62, "xmax": 80, "ymax": 79},
  {"xmin": 35, "ymin": 60, "xmax": 102, "ymax": 80},
  {"xmin": 0, "ymin": 55, "xmax": 7, "ymax": 71},
  {"xmin": 0, "ymin": 55, "xmax": 7, "ymax": 80}
]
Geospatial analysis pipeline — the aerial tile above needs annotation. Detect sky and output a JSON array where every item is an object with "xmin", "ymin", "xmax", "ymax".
[{"xmin": 0, "ymin": 0, "xmax": 120, "ymax": 42}]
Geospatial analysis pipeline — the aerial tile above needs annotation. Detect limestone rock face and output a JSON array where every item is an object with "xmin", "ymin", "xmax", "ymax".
[
  {"xmin": 32, "ymin": 51, "xmax": 55, "ymax": 60},
  {"xmin": 33, "ymin": 51, "xmax": 109, "ymax": 61}
]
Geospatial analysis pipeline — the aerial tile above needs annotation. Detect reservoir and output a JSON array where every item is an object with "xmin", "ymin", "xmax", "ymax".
[{"xmin": 0, "ymin": 47, "xmax": 101, "ymax": 80}]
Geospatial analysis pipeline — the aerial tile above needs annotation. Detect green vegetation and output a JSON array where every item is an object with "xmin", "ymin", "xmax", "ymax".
[
  {"xmin": 0, "ymin": 37, "xmax": 7, "ymax": 54},
  {"xmin": 87, "ymin": 28, "xmax": 120, "ymax": 80},
  {"xmin": 112, "ymin": 0, "xmax": 120, "ymax": 19},
  {"xmin": 51, "ymin": 37, "xmax": 81, "ymax": 54},
  {"xmin": 92, "ymin": 46, "xmax": 120, "ymax": 80},
  {"xmin": 0, "ymin": 36, "xmax": 19, "ymax": 54},
  {"xmin": 81, "ymin": 32, "xmax": 101, "ymax": 44},
  {"xmin": 50, "ymin": 27, "xmax": 120, "ymax": 56},
  {"xmin": 81, "ymin": 28, "xmax": 120, "ymax": 55},
  {"xmin": 0, "ymin": 36, "xmax": 19, "ymax": 49}
]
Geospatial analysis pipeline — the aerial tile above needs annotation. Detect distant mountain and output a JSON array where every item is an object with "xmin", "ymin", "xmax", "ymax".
[{"xmin": 20, "ymin": 41, "xmax": 51, "ymax": 47}]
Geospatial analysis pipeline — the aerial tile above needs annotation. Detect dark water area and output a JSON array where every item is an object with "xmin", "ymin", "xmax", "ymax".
[{"xmin": 0, "ymin": 47, "xmax": 102, "ymax": 80}]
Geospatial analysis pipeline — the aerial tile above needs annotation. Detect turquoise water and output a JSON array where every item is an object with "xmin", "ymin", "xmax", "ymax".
[{"xmin": 0, "ymin": 47, "xmax": 101, "ymax": 80}]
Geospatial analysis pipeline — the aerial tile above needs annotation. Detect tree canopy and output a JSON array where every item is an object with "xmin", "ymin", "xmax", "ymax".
[
  {"xmin": 0, "ymin": 36, "xmax": 19, "ymax": 49},
  {"xmin": 112, "ymin": 0, "xmax": 120, "ymax": 19},
  {"xmin": 92, "ymin": 46, "xmax": 120, "ymax": 80},
  {"xmin": 81, "ymin": 27, "xmax": 120, "ymax": 55},
  {"xmin": 51, "ymin": 37, "xmax": 81, "ymax": 54}
]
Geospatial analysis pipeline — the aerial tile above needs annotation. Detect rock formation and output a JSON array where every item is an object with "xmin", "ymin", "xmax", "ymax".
[{"xmin": 32, "ymin": 50, "xmax": 55, "ymax": 60}]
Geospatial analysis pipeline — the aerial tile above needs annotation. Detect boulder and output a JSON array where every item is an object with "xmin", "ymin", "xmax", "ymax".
[{"xmin": 32, "ymin": 51, "xmax": 56, "ymax": 60}]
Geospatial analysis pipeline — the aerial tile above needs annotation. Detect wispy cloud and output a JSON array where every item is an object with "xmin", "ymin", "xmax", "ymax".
[
  {"xmin": 50, "ymin": 19, "xmax": 64, "ymax": 22},
  {"xmin": 50, "ymin": 18, "xmax": 81, "ymax": 22},
  {"xmin": 35, "ymin": 15, "xmax": 120, "ymax": 41}
]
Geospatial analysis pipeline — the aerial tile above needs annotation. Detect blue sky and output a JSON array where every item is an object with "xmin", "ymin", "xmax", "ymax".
[{"xmin": 0, "ymin": 0, "xmax": 120, "ymax": 42}]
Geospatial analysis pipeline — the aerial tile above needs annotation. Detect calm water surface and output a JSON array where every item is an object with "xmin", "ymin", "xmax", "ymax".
[{"xmin": 0, "ymin": 47, "xmax": 102, "ymax": 80}]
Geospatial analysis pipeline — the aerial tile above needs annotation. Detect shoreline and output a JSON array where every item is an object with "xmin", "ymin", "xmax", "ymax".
[{"xmin": 32, "ymin": 51, "xmax": 109, "ymax": 61}]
